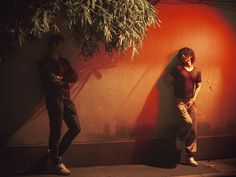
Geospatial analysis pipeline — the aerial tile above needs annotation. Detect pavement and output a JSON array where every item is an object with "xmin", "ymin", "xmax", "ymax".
[{"xmin": 7, "ymin": 158, "xmax": 236, "ymax": 177}]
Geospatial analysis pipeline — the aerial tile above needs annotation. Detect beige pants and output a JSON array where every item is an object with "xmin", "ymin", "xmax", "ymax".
[{"xmin": 176, "ymin": 99, "xmax": 197, "ymax": 163}]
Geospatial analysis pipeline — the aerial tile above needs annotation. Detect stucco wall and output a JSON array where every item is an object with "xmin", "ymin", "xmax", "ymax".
[{"xmin": 1, "ymin": 3, "xmax": 236, "ymax": 146}]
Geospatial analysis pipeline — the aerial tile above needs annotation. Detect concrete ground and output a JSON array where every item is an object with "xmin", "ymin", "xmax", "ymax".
[{"xmin": 8, "ymin": 158, "xmax": 236, "ymax": 177}]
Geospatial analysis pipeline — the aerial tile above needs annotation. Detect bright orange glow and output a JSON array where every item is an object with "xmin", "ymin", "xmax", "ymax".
[
  {"xmin": 6, "ymin": 3, "xmax": 236, "ymax": 146},
  {"xmin": 137, "ymin": 4, "xmax": 236, "ymax": 130}
]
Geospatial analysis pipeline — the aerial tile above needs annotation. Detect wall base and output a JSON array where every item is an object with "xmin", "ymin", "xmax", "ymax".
[{"xmin": 1, "ymin": 136, "xmax": 236, "ymax": 173}]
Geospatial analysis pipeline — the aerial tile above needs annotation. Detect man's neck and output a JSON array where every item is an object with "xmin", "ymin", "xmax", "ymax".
[
  {"xmin": 183, "ymin": 61, "xmax": 193, "ymax": 71},
  {"xmin": 50, "ymin": 52, "xmax": 60, "ymax": 60}
]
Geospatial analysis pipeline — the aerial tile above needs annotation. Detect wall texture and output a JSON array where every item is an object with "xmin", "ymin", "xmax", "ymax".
[{"xmin": 1, "ymin": 3, "xmax": 236, "ymax": 150}]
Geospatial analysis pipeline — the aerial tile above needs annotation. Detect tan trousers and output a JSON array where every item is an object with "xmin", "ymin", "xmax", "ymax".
[{"xmin": 176, "ymin": 99, "xmax": 197, "ymax": 163}]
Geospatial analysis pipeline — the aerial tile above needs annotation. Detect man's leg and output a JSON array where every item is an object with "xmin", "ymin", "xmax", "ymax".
[
  {"xmin": 45, "ymin": 96, "xmax": 64, "ymax": 165},
  {"xmin": 46, "ymin": 96, "xmax": 73, "ymax": 175},
  {"xmin": 176, "ymin": 102, "xmax": 197, "ymax": 166},
  {"xmin": 59, "ymin": 99, "xmax": 81, "ymax": 156},
  {"xmin": 186, "ymin": 107, "xmax": 197, "ymax": 156}
]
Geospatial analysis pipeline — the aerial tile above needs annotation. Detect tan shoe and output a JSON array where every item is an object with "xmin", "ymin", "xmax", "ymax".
[
  {"xmin": 186, "ymin": 157, "xmax": 198, "ymax": 167},
  {"xmin": 51, "ymin": 163, "xmax": 71, "ymax": 175}
]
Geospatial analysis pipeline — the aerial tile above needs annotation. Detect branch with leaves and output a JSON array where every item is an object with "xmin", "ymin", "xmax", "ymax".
[{"xmin": 0, "ymin": 0, "xmax": 160, "ymax": 60}]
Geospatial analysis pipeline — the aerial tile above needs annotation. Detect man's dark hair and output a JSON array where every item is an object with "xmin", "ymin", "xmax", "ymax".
[
  {"xmin": 48, "ymin": 34, "xmax": 65, "ymax": 51},
  {"xmin": 178, "ymin": 47, "xmax": 196, "ymax": 63}
]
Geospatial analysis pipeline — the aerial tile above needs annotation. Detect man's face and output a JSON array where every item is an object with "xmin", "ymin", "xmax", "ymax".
[
  {"xmin": 54, "ymin": 41, "xmax": 65, "ymax": 55},
  {"xmin": 51, "ymin": 41, "xmax": 64, "ymax": 55},
  {"xmin": 181, "ymin": 54, "xmax": 192, "ymax": 64}
]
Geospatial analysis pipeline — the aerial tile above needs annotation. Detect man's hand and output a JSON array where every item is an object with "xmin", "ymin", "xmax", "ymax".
[
  {"xmin": 187, "ymin": 98, "xmax": 195, "ymax": 108},
  {"xmin": 55, "ymin": 75, "xmax": 63, "ymax": 81},
  {"xmin": 51, "ymin": 73, "xmax": 63, "ymax": 82}
]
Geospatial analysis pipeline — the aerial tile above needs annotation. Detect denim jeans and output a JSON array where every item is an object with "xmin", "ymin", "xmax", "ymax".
[
  {"xmin": 45, "ymin": 95, "xmax": 81, "ymax": 164},
  {"xmin": 176, "ymin": 98, "xmax": 197, "ymax": 163}
]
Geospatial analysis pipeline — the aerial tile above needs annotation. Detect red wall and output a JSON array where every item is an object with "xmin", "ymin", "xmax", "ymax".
[{"xmin": 1, "ymin": 3, "xmax": 236, "ymax": 146}]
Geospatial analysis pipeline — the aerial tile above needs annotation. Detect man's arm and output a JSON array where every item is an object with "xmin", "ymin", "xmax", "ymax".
[
  {"xmin": 38, "ymin": 60, "xmax": 65, "ymax": 86},
  {"xmin": 50, "ymin": 73, "xmax": 64, "ymax": 85},
  {"xmin": 193, "ymin": 82, "xmax": 201, "ymax": 101},
  {"xmin": 187, "ymin": 82, "xmax": 201, "ymax": 107},
  {"xmin": 63, "ymin": 59, "xmax": 78, "ymax": 83}
]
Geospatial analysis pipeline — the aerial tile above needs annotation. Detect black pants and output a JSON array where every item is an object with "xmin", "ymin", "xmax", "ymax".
[{"xmin": 45, "ymin": 95, "xmax": 81, "ymax": 164}]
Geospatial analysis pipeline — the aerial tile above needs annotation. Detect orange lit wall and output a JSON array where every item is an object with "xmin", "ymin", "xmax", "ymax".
[{"xmin": 1, "ymin": 3, "xmax": 236, "ymax": 146}]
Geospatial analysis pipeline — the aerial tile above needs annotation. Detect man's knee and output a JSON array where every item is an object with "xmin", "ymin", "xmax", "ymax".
[
  {"xmin": 182, "ymin": 117, "xmax": 193, "ymax": 129},
  {"xmin": 185, "ymin": 118, "xmax": 193, "ymax": 126},
  {"xmin": 75, "ymin": 125, "xmax": 81, "ymax": 134},
  {"xmin": 70, "ymin": 125, "xmax": 81, "ymax": 136},
  {"xmin": 50, "ymin": 127, "xmax": 62, "ymax": 139}
]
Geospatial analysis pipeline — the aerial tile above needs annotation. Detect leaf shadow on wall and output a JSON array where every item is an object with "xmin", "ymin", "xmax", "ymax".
[
  {"xmin": 0, "ymin": 55, "xmax": 115, "ymax": 149},
  {"xmin": 131, "ymin": 52, "xmax": 182, "ymax": 167},
  {"xmin": 71, "ymin": 58, "xmax": 116, "ymax": 99}
]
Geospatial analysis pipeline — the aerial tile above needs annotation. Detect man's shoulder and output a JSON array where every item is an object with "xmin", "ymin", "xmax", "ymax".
[
  {"xmin": 59, "ymin": 57, "xmax": 70, "ymax": 64},
  {"xmin": 169, "ymin": 64, "xmax": 183, "ymax": 76},
  {"xmin": 193, "ymin": 66, "xmax": 201, "ymax": 73},
  {"xmin": 38, "ymin": 56, "xmax": 52, "ymax": 67},
  {"xmin": 174, "ymin": 64, "xmax": 184, "ymax": 71}
]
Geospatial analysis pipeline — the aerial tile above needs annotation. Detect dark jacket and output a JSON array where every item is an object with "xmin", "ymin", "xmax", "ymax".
[{"xmin": 38, "ymin": 56, "xmax": 78, "ymax": 97}]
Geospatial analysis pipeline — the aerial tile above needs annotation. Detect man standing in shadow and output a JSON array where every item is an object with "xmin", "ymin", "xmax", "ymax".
[
  {"xmin": 168, "ymin": 47, "xmax": 202, "ymax": 166},
  {"xmin": 38, "ymin": 34, "xmax": 81, "ymax": 175}
]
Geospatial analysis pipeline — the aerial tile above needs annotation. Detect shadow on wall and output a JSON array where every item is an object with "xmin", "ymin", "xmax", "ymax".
[
  {"xmin": 131, "ymin": 52, "xmax": 182, "ymax": 167},
  {"xmin": 0, "ymin": 46, "xmax": 115, "ymax": 148},
  {"xmin": 71, "ymin": 57, "xmax": 116, "ymax": 100},
  {"xmin": 0, "ymin": 59, "xmax": 43, "ymax": 147}
]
